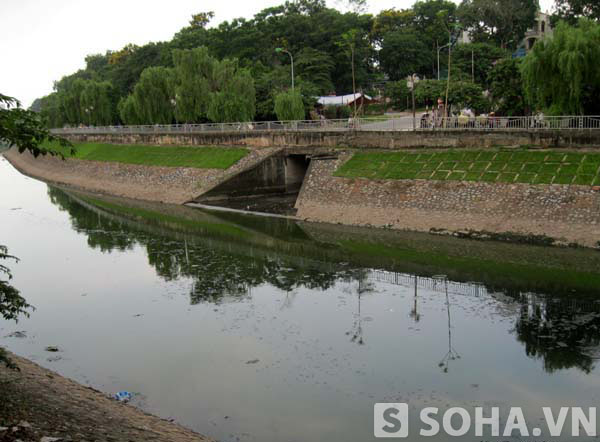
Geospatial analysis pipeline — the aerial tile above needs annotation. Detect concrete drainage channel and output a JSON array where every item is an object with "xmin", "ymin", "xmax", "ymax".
[{"xmin": 188, "ymin": 151, "xmax": 323, "ymax": 216}]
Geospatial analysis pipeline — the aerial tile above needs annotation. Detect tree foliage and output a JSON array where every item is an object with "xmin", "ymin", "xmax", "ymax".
[
  {"xmin": 379, "ymin": 31, "xmax": 430, "ymax": 80},
  {"xmin": 414, "ymin": 79, "xmax": 489, "ymax": 113},
  {"xmin": 129, "ymin": 66, "xmax": 175, "ymax": 124},
  {"xmin": 274, "ymin": 90, "xmax": 306, "ymax": 120},
  {"xmin": 521, "ymin": 19, "xmax": 600, "ymax": 115},
  {"xmin": 1, "ymin": 94, "xmax": 71, "ymax": 156},
  {"xmin": 553, "ymin": 0, "xmax": 600, "ymax": 24},
  {"xmin": 452, "ymin": 43, "xmax": 508, "ymax": 87},
  {"xmin": 457, "ymin": 0, "xmax": 538, "ymax": 49},
  {"xmin": 488, "ymin": 58, "xmax": 527, "ymax": 115}
]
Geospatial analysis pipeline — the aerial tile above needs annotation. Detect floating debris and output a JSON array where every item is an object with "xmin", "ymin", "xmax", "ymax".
[
  {"xmin": 114, "ymin": 391, "xmax": 132, "ymax": 402},
  {"xmin": 45, "ymin": 346, "xmax": 60, "ymax": 352},
  {"xmin": 245, "ymin": 359, "xmax": 260, "ymax": 365},
  {"xmin": 5, "ymin": 331, "xmax": 26, "ymax": 338}
]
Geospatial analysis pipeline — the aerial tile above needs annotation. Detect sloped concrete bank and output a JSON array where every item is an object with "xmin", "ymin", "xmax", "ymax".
[
  {"xmin": 295, "ymin": 155, "xmax": 600, "ymax": 248},
  {"xmin": 3, "ymin": 147, "xmax": 278, "ymax": 204}
]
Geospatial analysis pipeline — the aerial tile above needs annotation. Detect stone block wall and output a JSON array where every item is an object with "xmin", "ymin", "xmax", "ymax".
[{"xmin": 295, "ymin": 155, "xmax": 600, "ymax": 247}]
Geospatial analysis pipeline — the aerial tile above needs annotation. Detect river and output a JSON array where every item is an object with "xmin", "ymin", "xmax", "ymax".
[{"xmin": 2, "ymin": 156, "xmax": 600, "ymax": 441}]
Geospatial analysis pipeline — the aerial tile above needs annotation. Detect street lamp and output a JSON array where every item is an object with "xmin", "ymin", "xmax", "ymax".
[
  {"xmin": 275, "ymin": 48, "xmax": 294, "ymax": 90},
  {"xmin": 437, "ymin": 42, "xmax": 451, "ymax": 81}
]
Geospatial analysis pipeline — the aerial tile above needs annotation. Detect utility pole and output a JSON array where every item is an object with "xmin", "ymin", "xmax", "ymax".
[
  {"xmin": 275, "ymin": 48, "xmax": 294, "ymax": 90},
  {"xmin": 437, "ymin": 42, "xmax": 450, "ymax": 81},
  {"xmin": 411, "ymin": 75, "xmax": 416, "ymax": 131},
  {"xmin": 471, "ymin": 49, "xmax": 475, "ymax": 83}
]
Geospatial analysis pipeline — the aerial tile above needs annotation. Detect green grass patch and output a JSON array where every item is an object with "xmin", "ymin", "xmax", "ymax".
[
  {"xmin": 464, "ymin": 171, "xmax": 483, "ymax": 181},
  {"xmin": 448, "ymin": 171, "xmax": 465, "ymax": 180},
  {"xmin": 498, "ymin": 172, "xmax": 517, "ymax": 183},
  {"xmin": 432, "ymin": 170, "xmax": 449, "ymax": 180},
  {"xmin": 522, "ymin": 163, "xmax": 541, "ymax": 173},
  {"xmin": 573, "ymin": 174, "xmax": 595, "ymax": 185},
  {"xmin": 554, "ymin": 174, "xmax": 574, "ymax": 185},
  {"xmin": 46, "ymin": 141, "xmax": 248, "ymax": 169},
  {"xmin": 533, "ymin": 173, "xmax": 555, "ymax": 184},
  {"xmin": 481, "ymin": 172, "xmax": 499, "ymax": 182},
  {"xmin": 488, "ymin": 161, "xmax": 507, "ymax": 172},
  {"xmin": 515, "ymin": 173, "xmax": 536, "ymax": 184},
  {"xmin": 335, "ymin": 149, "xmax": 600, "ymax": 185}
]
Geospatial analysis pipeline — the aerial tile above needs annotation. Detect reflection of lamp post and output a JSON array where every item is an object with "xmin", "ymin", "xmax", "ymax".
[
  {"xmin": 433, "ymin": 275, "xmax": 460, "ymax": 373},
  {"xmin": 409, "ymin": 275, "xmax": 420, "ymax": 322},
  {"xmin": 275, "ymin": 48, "xmax": 294, "ymax": 90}
]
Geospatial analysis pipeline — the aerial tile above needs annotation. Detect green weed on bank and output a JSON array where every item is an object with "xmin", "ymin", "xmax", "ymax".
[
  {"xmin": 335, "ymin": 150, "xmax": 600, "ymax": 185},
  {"xmin": 45, "ymin": 141, "xmax": 248, "ymax": 169}
]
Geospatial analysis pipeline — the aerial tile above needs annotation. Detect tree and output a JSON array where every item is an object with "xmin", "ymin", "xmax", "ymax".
[
  {"xmin": 80, "ymin": 81, "xmax": 115, "ymax": 126},
  {"xmin": 207, "ymin": 60, "xmax": 256, "ymax": 122},
  {"xmin": 172, "ymin": 47, "xmax": 215, "ymax": 123},
  {"xmin": 388, "ymin": 81, "xmax": 410, "ymax": 110},
  {"xmin": 274, "ymin": 90, "xmax": 305, "ymax": 120},
  {"xmin": 554, "ymin": 0, "xmax": 600, "ymax": 24},
  {"xmin": 0, "ymin": 94, "xmax": 71, "ymax": 156},
  {"xmin": 457, "ymin": 0, "xmax": 538, "ymax": 49},
  {"xmin": 414, "ymin": 79, "xmax": 489, "ymax": 113},
  {"xmin": 521, "ymin": 19, "xmax": 600, "ymax": 114},
  {"xmin": 117, "ymin": 95, "xmax": 141, "ymax": 125},
  {"xmin": 295, "ymin": 48, "xmax": 335, "ymax": 94},
  {"xmin": 379, "ymin": 31, "xmax": 431, "ymax": 80},
  {"xmin": 130, "ymin": 66, "xmax": 175, "ymax": 124},
  {"xmin": 452, "ymin": 43, "xmax": 508, "ymax": 87},
  {"xmin": 488, "ymin": 58, "xmax": 527, "ymax": 115}
]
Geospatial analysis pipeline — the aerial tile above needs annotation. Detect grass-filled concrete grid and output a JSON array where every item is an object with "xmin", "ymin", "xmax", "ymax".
[
  {"xmin": 46, "ymin": 142, "xmax": 248, "ymax": 169},
  {"xmin": 334, "ymin": 150, "xmax": 600, "ymax": 186}
]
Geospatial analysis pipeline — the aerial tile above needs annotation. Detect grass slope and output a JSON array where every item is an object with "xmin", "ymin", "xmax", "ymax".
[
  {"xmin": 47, "ymin": 141, "xmax": 248, "ymax": 169},
  {"xmin": 335, "ymin": 150, "xmax": 600, "ymax": 185}
]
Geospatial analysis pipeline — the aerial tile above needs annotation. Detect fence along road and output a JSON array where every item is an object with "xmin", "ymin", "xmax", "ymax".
[{"xmin": 51, "ymin": 115, "xmax": 600, "ymax": 136}]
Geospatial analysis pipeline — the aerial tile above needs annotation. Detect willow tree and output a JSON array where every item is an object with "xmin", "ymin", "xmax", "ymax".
[
  {"xmin": 131, "ymin": 66, "xmax": 175, "ymax": 124},
  {"xmin": 172, "ymin": 47, "xmax": 215, "ymax": 123},
  {"xmin": 521, "ymin": 19, "xmax": 600, "ymax": 115},
  {"xmin": 80, "ymin": 81, "xmax": 114, "ymax": 126},
  {"xmin": 274, "ymin": 90, "xmax": 305, "ymax": 121},
  {"xmin": 207, "ymin": 59, "xmax": 256, "ymax": 123}
]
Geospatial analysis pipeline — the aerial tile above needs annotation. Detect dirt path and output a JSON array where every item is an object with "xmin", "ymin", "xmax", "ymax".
[{"xmin": 0, "ymin": 352, "xmax": 211, "ymax": 442}]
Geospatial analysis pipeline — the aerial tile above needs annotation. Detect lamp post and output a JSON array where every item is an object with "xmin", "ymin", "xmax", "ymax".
[
  {"xmin": 275, "ymin": 48, "xmax": 294, "ymax": 91},
  {"xmin": 437, "ymin": 42, "xmax": 451, "ymax": 81}
]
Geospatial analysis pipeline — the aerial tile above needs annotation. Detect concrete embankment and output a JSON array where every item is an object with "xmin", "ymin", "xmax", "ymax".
[
  {"xmin": 4, "ymin": 147, "xmax": 278, "ymax": 204},
  {"xmin": 65, "ymin": 128, "xmax": 600, "ymax": 149},
  {"xmin": 295, "ymin": 154, "xmax": 600, "ymax": 248},
  {"xmin": 6, "ymin": 144, "xmax": 600, "ymax": 248}
]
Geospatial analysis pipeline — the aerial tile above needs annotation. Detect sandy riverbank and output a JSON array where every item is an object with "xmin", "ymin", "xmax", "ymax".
[{"xmin": 0, "ymin": 351, "xmax": 210, "ymax": 441}]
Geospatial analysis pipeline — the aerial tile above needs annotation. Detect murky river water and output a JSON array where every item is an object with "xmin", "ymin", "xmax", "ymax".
[{"xmin": 2, "ymin": 157, "xmax": 600, "ymax": 441}]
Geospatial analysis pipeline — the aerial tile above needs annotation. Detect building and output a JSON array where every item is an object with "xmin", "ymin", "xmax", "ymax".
[{"xmin": 316, "ymin": 93, "xmax": 373, "ymax": 108}]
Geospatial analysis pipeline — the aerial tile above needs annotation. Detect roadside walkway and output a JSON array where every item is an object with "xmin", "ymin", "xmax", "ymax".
[{"xmin": 0, "ymin": 352, "xmax": 210, "ymax": 442}]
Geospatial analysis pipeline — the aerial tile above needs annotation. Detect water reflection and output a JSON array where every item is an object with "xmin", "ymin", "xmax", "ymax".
[
  {"xmin": 48, "ymin": 187, "xmax": 363, "ymax": 304},
  {"xmin": 513, "ymin": 294, "xmax": 600, "ymax": 374},
  {"xmin": 46, "ymin": 186, "xmax": 600, "ymax": 376}
]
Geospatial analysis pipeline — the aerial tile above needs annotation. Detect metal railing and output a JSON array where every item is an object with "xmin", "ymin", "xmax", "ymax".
[{"xmin": 50, "ymin": 115, "xmax": 600, "ymax": 136}]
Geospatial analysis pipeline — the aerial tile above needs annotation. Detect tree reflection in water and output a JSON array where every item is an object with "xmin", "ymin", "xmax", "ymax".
[{"xmin": 48, "ymin": 187, "xmax": 600, "ymax": 374}]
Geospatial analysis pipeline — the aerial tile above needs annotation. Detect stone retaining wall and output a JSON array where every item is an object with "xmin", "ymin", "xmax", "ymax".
[
  {"xmin": 65, "ymin": 129, "xmax": 600, "ymax": 150},
  {"xmin": 3, "ymin": 147, "xmax": 277, "ymax": 204},
  {"xmin": 295, "ymin": 155, "xmax": 600, "ymax": 247}
]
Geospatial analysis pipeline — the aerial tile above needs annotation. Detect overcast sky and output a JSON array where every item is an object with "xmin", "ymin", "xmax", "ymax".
[{"xmin": 1, "ymin": 0, "xmax": 553, "ymax": 107}]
